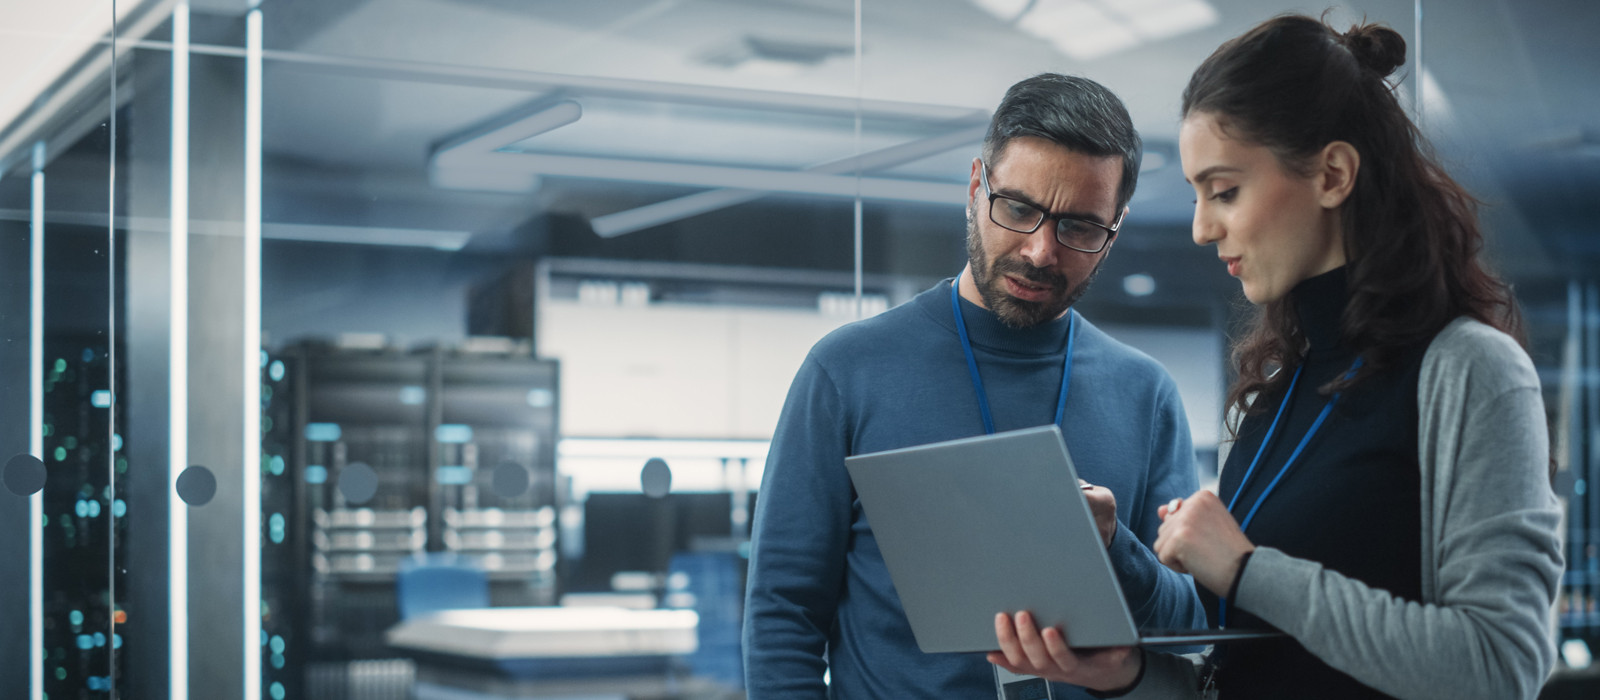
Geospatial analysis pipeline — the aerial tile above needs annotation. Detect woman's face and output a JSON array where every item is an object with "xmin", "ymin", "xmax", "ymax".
[{"xmin": 1179, "ymin": 111, "xmax": 1347, "ymax": 305}]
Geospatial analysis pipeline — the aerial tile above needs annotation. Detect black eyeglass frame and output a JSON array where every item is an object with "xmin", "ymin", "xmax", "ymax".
[{"xmin": 978, "ymin": 160, "xmax": 1125, "ymax": 254}]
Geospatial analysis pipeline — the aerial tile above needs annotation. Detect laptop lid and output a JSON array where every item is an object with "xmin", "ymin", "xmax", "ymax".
[
  {"xmin": 846, "ymin": 425, "xmax": 1140, "ymax": 652},
  {"xmin": 845, "ymin": 425, "xmax": 1281, "ymax": 653}
]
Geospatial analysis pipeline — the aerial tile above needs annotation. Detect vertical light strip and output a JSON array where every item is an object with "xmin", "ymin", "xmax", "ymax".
[
  {"xmin": 169, "ymin": 3, "xmax": 190, "ymax": 700},
  {"xmin": 1413, "ymin": 0, "xmax": 1423, "ymax": 122},
  {"xmin": 29, "ymin": 141, "xmax": 46, "ymax": 700},
  {"xmin": 108, "ymin": 2, "xmax": 120, "ymax": 695},
  {"xmin": 242, "ymin": 6, "xmax": 264, "ymax": 700},
  {"xmin": 852, "ymin": 0, "xmax": 863, "ymax": 319}
]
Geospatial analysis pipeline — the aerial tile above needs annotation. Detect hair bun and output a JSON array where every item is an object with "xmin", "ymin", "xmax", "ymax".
[{"xmin": 1341, "ymin": 23, "xmax": 1407, "ymax": 77}]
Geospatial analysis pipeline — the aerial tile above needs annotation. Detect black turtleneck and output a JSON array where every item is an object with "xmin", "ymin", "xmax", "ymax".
[{"xmin": 1204, "ymin": 266, "xmax": 1425, "ymax": 700}]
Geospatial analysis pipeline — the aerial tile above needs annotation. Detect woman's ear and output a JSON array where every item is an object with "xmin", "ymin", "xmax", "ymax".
[{"xmin": 1316, "ymin": 141, "xmax": 1360, "ymax": 209}]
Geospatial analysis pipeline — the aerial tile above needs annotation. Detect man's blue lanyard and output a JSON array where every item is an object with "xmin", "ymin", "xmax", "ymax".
[
  {"xmin": 1217, "ymin": 357, "xmax": 1363, "ymax": 627},
  {"xmin": 951, "ymin": 273, "xmax": 1075, "ymax": 435}
]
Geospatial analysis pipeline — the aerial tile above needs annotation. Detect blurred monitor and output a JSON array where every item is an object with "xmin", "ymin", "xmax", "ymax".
[{"xmin": 569, "ymin": 492, "xmax": 745, "ymax": 593}]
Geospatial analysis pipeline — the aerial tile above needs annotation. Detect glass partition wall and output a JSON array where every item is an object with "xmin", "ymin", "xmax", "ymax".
[{"xmin": 2, "ymin": 1, "xmax": 1597, "ymax": 699}]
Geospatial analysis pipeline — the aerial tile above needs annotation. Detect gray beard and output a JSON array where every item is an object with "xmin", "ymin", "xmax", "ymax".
[{"xmin": 965, "ymin": 211, "xmax": 1100, "ymax": 329}]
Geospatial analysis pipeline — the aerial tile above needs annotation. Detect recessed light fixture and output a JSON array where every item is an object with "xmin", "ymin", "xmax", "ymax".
[
  {"xmin": 1123, "ymin": 273, "xmax": 1156, "ymax": 297},
  {"xmin": 972, "ymin": 0, "xmax": 1219, "ymax": 60}
]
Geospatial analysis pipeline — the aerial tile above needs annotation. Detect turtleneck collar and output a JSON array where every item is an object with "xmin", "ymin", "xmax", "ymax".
[
  {"xmin": 1291, "ymin": 265, "xmax": 1350, "ymax": 353},
  {"xmin": 920, "ymin": 278, "xmax": 1075, "ymax": 356}
]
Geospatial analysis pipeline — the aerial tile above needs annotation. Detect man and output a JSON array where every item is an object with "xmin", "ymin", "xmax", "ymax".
[{"xmin": 743, "ymin": 73, "xmax": 1205, "ymax": 698}]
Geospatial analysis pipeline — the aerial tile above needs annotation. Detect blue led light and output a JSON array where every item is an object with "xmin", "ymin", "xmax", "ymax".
[
  {"xmin": 399, "ymin": 386, "xmax": 426, "ymax": 406},
  {"xmin": 76, "ymin": 635, "xmax": 93, "ymax": 650},
  {"xmin": 1578, "ymin": 479, "xmax": 1588, "ymax": 496},
  {"xmin": 113, "ymin": 634, "xmax": 122, "ymax": 649},
  {"xmin": 271, "ymin": 681, "xmax": 286, "ymax": 700},
  {"xmin": 261, "ymin": 350, "xmax": 269, "ymax": 368},
  {"xmin": 305, "ymin": 423, "xmax": 341, "ymax": 442},
  {"xmin": 270, "ymin": 513, "xmax": 285, "ymax": 531},
  {"xmin": 54, "ymin": 447, "xmax": 67, "ymax": 462},
  {"xmin": 93, "ymin": 632, "xmax": 106, "ymax": 647},
  {"xmin": 269, "ymin": 455, "xmax": 285, "ymax": 476},
  {"xmin": 269, "ymin": 360, "xmax": 286, "ymax": 382},
  {"xmin": 435, "ymin": 466, "xmax": 473, "ymax": 485},
  {"xmin": 91, "ymin": 391, "xmax": 111, "ymax": 408},
  {"xmin": 83, "ymin": 348, "xmax": 95, "ymax": 363},
  {"xmin": 270, "ymin": 635, "xmax": 285, "ymax": 654},
  {"xmin": 75, "ymin": 501, "xmax": 88, "ymax": 518},
  {"xmin": 305, "ymin": 465, "xmax": 328, "ymax": 484},
  {"xmin": 527, "ymin": 388, "xmax": 554, "ymax": 408},
  {"xmin": 262, "ymin": 630, "xmax": 269, "ymax": 646},
  {"xmin": 272, "ymin": 653, "xmax": 285, "ymax": 669},
  {"xmin": 435, "ymin": 424, "xmax": 473, "ymax": 444},
  {"xmin": 112, "ymin": 433, "xmax": 123, "ymax": 451},
  {"xmin": 87, "ymin": 501, "xmax": 101, "ymax": 518},
  {"xmin": 113, "ymin": 500, "xmax": 127, "ymax": 518},
  {"xmin": 70, "ymin": 610, "xmax": 83, "ymax": 626}
]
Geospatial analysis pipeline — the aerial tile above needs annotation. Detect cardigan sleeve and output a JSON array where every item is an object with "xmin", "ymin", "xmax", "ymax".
[{"xmin": 1228, "ymin": 319, "xmax": 1564, "ymax": 700}]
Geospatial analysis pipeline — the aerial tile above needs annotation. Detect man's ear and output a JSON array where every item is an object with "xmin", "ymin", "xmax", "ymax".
[
  {"xmin": 968, "ymin": 157, "xmax": 983, "ymax": 207},
  {"xmin": 1316, "ymin": 141, "xmax": 1360, "ymax": 209}
]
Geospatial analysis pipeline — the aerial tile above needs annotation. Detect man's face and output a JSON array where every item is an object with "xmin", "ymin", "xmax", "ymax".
[{"xmin": 965, "ymin": 137, "xmax": 1123, "ymax": 328}]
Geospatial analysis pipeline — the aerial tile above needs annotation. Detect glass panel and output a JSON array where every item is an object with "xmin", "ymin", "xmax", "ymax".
[{"xmin": 0, "ymin": 1, "xmax": 122, "ymax": 698}]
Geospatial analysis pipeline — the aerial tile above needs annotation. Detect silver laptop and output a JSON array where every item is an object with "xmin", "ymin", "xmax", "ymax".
[{"xmin": 844, "ymin": 424, "xmax": 1279, "ymax": 653}]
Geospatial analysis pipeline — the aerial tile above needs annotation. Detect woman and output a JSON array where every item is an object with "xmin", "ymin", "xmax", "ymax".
[{"xmin": 989, "ymin": 14, "xmax": 1563, "ymax": 700}]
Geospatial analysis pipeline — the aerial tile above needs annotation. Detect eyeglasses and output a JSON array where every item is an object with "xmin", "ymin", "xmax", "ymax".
[{"xmin": 979, "ymin": 161, "xmax": 1124, "ymax": 254}]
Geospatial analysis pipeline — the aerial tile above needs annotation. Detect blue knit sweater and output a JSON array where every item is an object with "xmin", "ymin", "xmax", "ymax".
[{"xmin": 744, "ymin": 279, "xmax": 1206, "ymax": 699}]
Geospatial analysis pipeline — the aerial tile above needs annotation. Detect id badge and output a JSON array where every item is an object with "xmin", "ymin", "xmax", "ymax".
[{"xmin": 993, "ymin": 664, "xmax": 1054, "ymax": 700}]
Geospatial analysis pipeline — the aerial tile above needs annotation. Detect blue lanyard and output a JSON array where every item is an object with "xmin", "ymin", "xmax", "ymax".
[
  {"xmin": 1218, "ymin": 357, "xmax": 1363, "ymax": 626},
  {"xmin": 951, "ymin": 273, "xmax": 1075, "ymax": 435}
]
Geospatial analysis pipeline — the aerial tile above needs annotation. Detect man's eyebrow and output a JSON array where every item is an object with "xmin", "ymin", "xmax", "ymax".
[
  {"xmin": 993, "ymin": 186, "xmax": 1111, "ymax": 226},
  {"xmin": 1185, "ymin": 165, "xmax": 1243, "ymax": 185}
]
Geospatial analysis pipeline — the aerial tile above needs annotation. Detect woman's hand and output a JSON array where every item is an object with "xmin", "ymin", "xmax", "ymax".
[
  {"xmin": 988, "ymin": 611, "xmax": 1142, "ymax": 691},
  {"xmin": 1153, "ymin": 490, "xmax": 1255, "ymax": 596}
]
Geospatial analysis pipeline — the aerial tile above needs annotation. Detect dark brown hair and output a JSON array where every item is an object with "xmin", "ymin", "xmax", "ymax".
[
  {"xmin": 1181, "ymin": 14, "xmax": 1526, "ymax": 422},
  {"xmin": 983, "ymin": 73, "xmax": 1143, "ymax": 211}
]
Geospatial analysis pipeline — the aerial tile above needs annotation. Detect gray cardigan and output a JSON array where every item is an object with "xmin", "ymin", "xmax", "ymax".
[{"xmin": 1127, "ymin": 317, "xmax": 1565, "ymax": 699}]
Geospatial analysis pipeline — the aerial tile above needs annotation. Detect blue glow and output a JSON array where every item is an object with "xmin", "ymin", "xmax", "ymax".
[
  {"xmin": 88, "ymin": 676, "xmax": 105, "ymax": 691},
  {"xmin": 269, "ymin": 513, "xmax": 285, "ymax": 531},
  {"xmin": 93, "ymin": 632, "xmax": 105, "ymax": 647},
  {"xmin": 70, "ymin": 610, "xmax": 83, "ymax": 627},
  {"xmin": 305, "ymin": 465, "xmax": 327, "ymax": 484},
  {"xmin": 91, "ymin": 391, "xmax": 111, "ymax": 408},
  {"xmin": 270, "ymin": 681, "xmax": 285, "ymax": 700},
  {"xmin": 435, "ymin": 424, "xmax": 473, "ymax": 444},
  {"xmin": 436, "ymin": 466, "xmax": 473, "ymax": 485},
  {"xmin": 399, "ymin": 386, "xmax": 426, "ymax": 406},
  {"xmin": 260, "ymin": 350, "xmax": 269, "ymax": 368},
  {"xmin": 113, "ymin": 634, "xmax": 122, "ymax": 649},
  {"xmin": 269, "ymin": 455, "xmax": 285, "ymax": 476},
  {"xmin": 271, "ymin": 653, "xmax": 285, "ymax": 669},
  {"xmin": 75, "ymin": 501, "xmax": 88, "ymax": 518},
  {"xmin": 305, "ymin": 423, "xmax": 342, "ymax": 442},
  {"xmin": 270, "ymin": 635, "xmax": 285, "ymax": 654},
  {"xmin": 112, "ymin": 433, "xmax": 123, "ymax": 451},
  {"xmin": 114, "ymin": 500, "xmax": 127, "ymax": 518},
  {"xmin": 54, "ymin": 447, "xmax": 66, "ymax": 462},
  {"xmin": 527, "ymin": 388, "xmax": 554, "ymax": 408},
  {"xmin": 262, "ymin": 630, "xmax": 268, "ymax": 645},
  {"xmin": 76, "ymin": 635, "xmax": 93, "ymax": 650},
  {"xmin": 1578, "ymin": 479, "xmax": 1588, "ymax": 496},
  {"xmin": 269, "ymin": 360, "xmax": 285, "ymax": 382},
  {"xmin": 88, "ymin": 501, "xmax": 101, "ymax": 518},
  {"xmin": 83, "ymin": 348, "xmax": 95, "ymax": 363}
]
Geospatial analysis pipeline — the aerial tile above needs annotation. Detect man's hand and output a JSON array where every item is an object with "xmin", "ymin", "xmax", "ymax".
[
  {"xmin": 1153, "ymin": 490, "xmax": 1255, "ymax": 596},
  {"xmin": 988, "ymin": 611, "xmax": 1142, "ymax": 691},
  {"xmin": 1079, "ymin": 480, "xmax": 1117, "ymax": 547}
]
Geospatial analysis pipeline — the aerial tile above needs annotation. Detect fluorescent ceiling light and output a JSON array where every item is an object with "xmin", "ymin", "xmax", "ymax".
[{"xmin": 974, "ymin": 0, "xmax": 1218, "ymax": 61}]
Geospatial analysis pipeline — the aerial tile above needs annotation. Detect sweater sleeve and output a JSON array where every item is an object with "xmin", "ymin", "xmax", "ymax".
[
  {"xmin": 743, "ymin": 355, "xmax": 854, "ymax": 699},
  {"xmin": 1107, "ymin": 378, "xmax": 1207, "ymax": 630},
  {"xmin": 1229, "ymin": 321, "xmax": 1564, "ymax": 700}
]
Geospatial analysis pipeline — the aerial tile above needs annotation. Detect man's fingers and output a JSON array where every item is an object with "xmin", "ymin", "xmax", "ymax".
[{"xmin": 1015, "ymin": 611, "xmax": 1055, "ymax": 671}]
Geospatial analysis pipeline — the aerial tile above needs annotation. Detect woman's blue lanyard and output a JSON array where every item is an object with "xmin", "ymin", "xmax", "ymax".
[
  {"xmin": 951, "ymin": 273, "xmax": 1075, "ymax": 435},
  {"xmin": 1217, "ymin": 356, "xmax": 1363, "ymax": 627}
]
